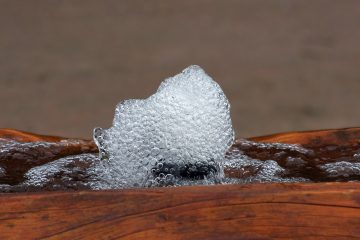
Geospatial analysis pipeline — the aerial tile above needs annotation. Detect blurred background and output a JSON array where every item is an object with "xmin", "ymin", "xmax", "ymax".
[{"xmin": 0, "ymin": 0, "xmax": 359, "ymax": 139}]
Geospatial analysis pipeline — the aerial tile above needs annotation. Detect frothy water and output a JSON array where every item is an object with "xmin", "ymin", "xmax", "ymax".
[
  {"xmin": 1, "ymin": 65, "xmax": 360, "ymax": 192},
  {"xmin": 320, "ymin": 161, "xmax": 360, "ymax": 178},
  {"xmin": 222, "ymin": 148, "xmax": 309, "ymax": 184},
  {"xmin": 92, "ymin": 65, "xmax": 234, "ymax": 189},
  {"xmin": 7, "ymin": 139, "xmax": 360, "ymax": 191}
]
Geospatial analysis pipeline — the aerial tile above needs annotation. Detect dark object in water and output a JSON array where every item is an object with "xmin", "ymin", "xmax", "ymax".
[{"xmin": 151, "ymin": 159, "xmax": 219, "ymax": 180}]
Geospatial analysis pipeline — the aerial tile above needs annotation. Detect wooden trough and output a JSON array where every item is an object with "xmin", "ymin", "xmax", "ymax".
[{"xmin": 0, "ymin": 128, "xmax": 359, "ymax": 239}]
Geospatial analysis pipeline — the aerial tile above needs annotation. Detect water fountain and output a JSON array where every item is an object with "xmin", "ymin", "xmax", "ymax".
[{"xmin": 0, "ymin": 66, "xmax": 359, "ymax": 239}]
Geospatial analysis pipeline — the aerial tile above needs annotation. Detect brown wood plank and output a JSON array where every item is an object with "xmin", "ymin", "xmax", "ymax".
[
  {"xmin": 0, "ymin": 183, "xmax": 359, "ymax": 239},
  {"xmin": 249, "ymin": 127, "xmax": 360, "ymax": 146},
  {"xmin": 0, "ymin": 129, "xmax": 67, "ymax": 142}
]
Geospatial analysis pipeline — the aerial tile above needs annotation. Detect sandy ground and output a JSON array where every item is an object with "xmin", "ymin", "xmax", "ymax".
[{"xmin": 0, "ymin": 1, "xmax": 359, "ymax": 139}]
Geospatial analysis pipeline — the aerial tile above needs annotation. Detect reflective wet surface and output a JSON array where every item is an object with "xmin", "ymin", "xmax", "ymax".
[{"xmin": 0, "ymin": 137, "xmax": 359, "ymax": 192}]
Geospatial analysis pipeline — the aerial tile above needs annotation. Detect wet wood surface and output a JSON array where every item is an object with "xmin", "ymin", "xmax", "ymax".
[
  {"xmin": 0, "ymin": 129, "xmax": 98, "ymax": 185},
  {"xmin": 0, "ymin": 128, "xmax": 359, "ymax": 239}
]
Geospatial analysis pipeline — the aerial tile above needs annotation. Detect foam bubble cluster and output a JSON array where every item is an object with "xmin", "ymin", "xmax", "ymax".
[{"xmin": 93, "ymin": 65, "xmax": 235, "ymax": 188}]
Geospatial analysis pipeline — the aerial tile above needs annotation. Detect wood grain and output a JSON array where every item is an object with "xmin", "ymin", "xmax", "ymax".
[
  {"xmin": 249, "ymin": 127, "xmax": 360, "ymax": 146},
  {"xmin": 0, "ymin": 129, "xmax": 67, "ymax": 142},
  {"xmin": 0, "ymin": 183, "xmax": 359, "ymax": 239}
]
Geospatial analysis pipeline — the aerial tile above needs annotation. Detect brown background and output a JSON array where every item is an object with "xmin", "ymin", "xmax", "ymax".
[{"xmin": 0, "ymin": 1, "xmax": 359, "ymax": 139}]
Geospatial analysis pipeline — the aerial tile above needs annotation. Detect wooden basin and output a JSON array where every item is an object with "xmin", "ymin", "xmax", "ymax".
[{"xmin": 0, "ymin": 128, "xmax": 359, "ymax": 239}]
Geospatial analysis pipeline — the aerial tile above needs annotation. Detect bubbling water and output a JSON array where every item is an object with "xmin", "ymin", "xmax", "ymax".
[
  {"xmin": 92, "ymin": 65, "xmax": 235, "ymax": 189},
  {"xmin": 3, "ymin": 66, "xmax": 359, "ymax": 192}
]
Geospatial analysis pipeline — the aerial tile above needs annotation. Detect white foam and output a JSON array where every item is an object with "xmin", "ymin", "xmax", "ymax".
[
  {"xmin": 24, "ymin": 154, "xmax": 98, "ymax": 188},
  {"xmin": 320, "ymin": 161, "xmax": 360, "ymax": 178},
  {"xmin": 93, "ymin": 65, "xmax": 234, "ymax": 188},
  {"xmin": 223, "ymin": 150, "xmax": 309, "ymax": 184}
]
